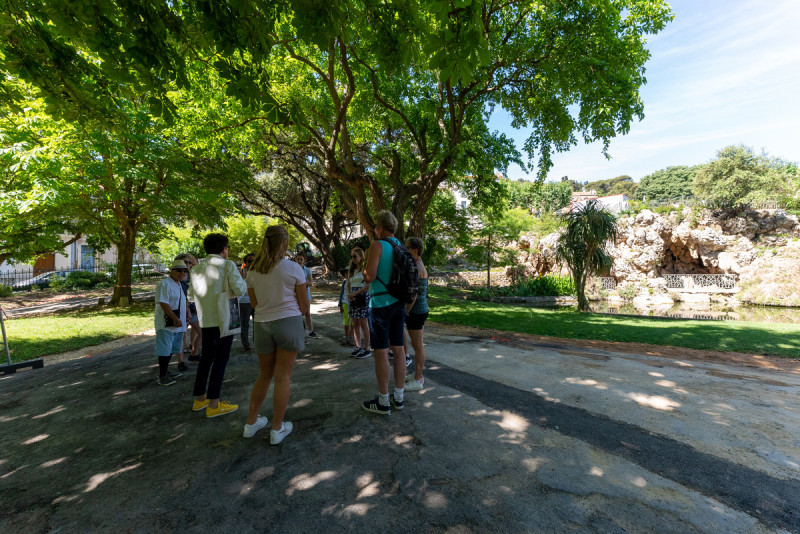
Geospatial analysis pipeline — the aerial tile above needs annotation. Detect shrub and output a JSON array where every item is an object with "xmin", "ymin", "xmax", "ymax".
[
  {"xmin": 617, "ymin": 284, "xmax": 637, "ymax": 300},
  {"xmin": 472, "ymin": 275, "xmax": 576, "ymax": 299},
  {"xmin": 0, "ymin": 283, "xmax": 12, "ymax": 297},
  {"xmin": 50, "ymin": 271, "xmax": 110, "ymax": 291}
]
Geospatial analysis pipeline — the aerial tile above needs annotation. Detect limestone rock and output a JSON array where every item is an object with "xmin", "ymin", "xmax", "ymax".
[{"xmin": 514, "ymin": 208, "xmax": 800, "ymax": 306}]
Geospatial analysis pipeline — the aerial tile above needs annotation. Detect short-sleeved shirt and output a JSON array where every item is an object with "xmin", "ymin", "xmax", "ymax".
[
  {"xmin": 154, "ymin": 277, "xmax": 187, "ymax": 332},
  {"xmin": 247, "ymin": 259, "xmax": 306, "ymax": 323},
  {"xmin": 369, "ymin": 238, "xmax": 400, "ymax": 309}
]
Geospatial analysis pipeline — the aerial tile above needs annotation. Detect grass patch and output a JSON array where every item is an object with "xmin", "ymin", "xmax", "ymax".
[
  {"xmin": 3, "ymin": 303, "xmax": 154, "ymax": 363},
  {"xmin": 428, "ymin": 287, "xmax": 800, "ymax": 358}
]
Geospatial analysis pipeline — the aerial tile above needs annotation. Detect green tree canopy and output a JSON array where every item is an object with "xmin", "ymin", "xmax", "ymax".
[
  {"xmin": 584, "ymin": 175, "xmax": 637, "ymax": 197},
  {"xmin": 636, "ymin": 165, "xmax": 697, "ymax": 201},
  {"xmin": 693, "ymin": 145, "xmax": 797, "ymax": 207}
]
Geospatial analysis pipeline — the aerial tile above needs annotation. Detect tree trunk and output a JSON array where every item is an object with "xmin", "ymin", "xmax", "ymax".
[
  {"xmin": 486, "ymin": 235, "xmax": 492, "ymax": 289},
  {"xmin": 575, "ymin": 270, "xmax": 589, "ymax": 312},
  {"xmin": 112, "ymin": 230, "xmax": 136, "ymax": 305}
]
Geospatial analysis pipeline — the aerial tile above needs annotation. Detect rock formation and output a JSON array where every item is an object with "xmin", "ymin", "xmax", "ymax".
[{"xmin": 516, "ymin": 208, "xmax": 800, "ymax": 306}]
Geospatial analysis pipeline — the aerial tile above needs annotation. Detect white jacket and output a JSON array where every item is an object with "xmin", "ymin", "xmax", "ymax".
[{"xmin": 188, "ymin": 254, "xmax": 247, "ymax": 328}]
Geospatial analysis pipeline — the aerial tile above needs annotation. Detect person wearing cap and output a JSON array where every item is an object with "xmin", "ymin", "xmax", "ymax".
[{"xmin": 154, "ymin": 260, "xmax": 192, "ymax": 386}]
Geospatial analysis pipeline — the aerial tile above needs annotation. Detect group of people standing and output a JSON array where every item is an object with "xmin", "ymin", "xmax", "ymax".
[{"xmin": 153, "ymin": 209, "xmax": 428, "ymax": 445}]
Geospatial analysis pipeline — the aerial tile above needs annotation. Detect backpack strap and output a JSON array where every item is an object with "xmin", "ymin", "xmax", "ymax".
[{"xmin": 371, "ymin": 238, "xmax": 397, "ymax": 298}]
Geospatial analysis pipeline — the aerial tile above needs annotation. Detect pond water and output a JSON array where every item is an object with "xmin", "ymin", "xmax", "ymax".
[{"xmin": 588, "ymin": 301, "xmax": 800, "ymax": 325}]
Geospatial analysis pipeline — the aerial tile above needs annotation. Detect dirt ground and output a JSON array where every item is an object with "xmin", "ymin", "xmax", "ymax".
[{"xmin": 2, "ymin": 298, "xmax": 800, "ymax": 532}]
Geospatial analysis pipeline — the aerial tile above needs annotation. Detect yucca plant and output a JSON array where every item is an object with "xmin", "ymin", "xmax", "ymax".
[{"xmin": 556, "ymin": 200, "xmax": 618, "ymax": 312}]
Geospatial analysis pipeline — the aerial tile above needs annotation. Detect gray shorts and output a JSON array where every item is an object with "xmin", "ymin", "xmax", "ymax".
[{"xmin": 254, "ymin": 315, "xmax": 305, "ymax": 354}]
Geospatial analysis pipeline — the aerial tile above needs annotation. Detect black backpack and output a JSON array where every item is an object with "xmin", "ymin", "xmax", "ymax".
[{"xmin": 374, "ymin": 238, "xmax": 420, "ymax": 304}]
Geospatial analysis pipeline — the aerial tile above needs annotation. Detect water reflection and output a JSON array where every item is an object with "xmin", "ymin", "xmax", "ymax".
[{"xmin": 590, "ymin": 302, "xmax": 800, "ymax": 324}]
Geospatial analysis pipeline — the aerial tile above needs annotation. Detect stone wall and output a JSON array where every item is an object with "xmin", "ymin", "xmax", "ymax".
[{"xmin": 429, "ymin": 271, "xmax": 511, "ymax": 287}]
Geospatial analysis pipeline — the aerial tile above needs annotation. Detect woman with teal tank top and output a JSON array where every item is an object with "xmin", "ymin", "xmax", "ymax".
[{"xmin": 403, "ymin": 237, "xmax": 428, "ymax": 391}]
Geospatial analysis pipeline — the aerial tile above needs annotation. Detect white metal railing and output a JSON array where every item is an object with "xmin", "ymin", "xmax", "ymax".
[
  {"xmin": 663, "ymin": 274, "xmax": 737, "ymax": 290},
  {"xmin": 598, "ymin": 277, "xmax": 617, "ymax": 290}
]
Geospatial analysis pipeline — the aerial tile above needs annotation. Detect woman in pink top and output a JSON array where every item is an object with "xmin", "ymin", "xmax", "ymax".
[{"xmin": 243, "ymin": 226, "xmax": 309, "ymax": 445}]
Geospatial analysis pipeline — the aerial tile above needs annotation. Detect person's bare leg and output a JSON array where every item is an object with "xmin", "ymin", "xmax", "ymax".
[
  {"xmin": 409, "ymin": 329, "xmax": 425, "ymax": 380},
  {"xmin": 352, "ymin": 320, "xmax": 361, "ymax": 349},
  {"xmin": 373, "ymin": 348, "xmax": 391, "ymax": 394},
  {"xmin": 361, "ymin": 318, "xmax": 371, "ymax": 350},
  {"xmin": 391, "ymin": 345, "xmax": 406, "ymax": 389},
  {"xmin": 247, "ymin": 352, "xmax": 276, "ymax": 425},
  {"xmin": 271, "ymin": 348, "xmax": 298, "ymax": 429}
]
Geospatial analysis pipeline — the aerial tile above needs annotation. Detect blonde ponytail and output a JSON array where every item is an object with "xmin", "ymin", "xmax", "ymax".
[{"xmin": 251, "ymin": 226, "xmax": 289, "ymax": 274}]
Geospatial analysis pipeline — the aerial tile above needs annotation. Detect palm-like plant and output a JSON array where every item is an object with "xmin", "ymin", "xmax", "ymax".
[{"xmin": 556, "ymin": 200, "xmax": 618, "ymax": 312}]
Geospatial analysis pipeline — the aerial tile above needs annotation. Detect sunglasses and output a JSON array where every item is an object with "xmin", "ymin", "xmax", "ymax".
[{"xmin": 173, "ymin": 268, "xmax": 189, "ymax": 273}]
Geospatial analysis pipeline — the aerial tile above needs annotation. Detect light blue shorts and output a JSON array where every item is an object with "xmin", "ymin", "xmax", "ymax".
[
  {"xmin": 155, "ymin": 329, "xmax": 184, "ymax": 356},
  {"xmin": 254, "ymin": 315, "xmax": 305, "ymax": 354}
]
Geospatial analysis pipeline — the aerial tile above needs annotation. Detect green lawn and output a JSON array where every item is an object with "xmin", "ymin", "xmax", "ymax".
[
  {"xmin": 428, "ymin": 287, "xmax": 800, "ymax": 358},
  {"xmin": 2, "ymin": 304, "xmax": 154, "ymax": 363},
  {"xmin": 3, "ymin": 288, "xmax": 799, "ymax": 363}
]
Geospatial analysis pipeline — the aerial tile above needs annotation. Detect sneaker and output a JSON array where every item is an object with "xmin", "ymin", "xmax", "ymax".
[
  {"xmin": 362, "ymin": 397, "xmax": 390, "ymax": 415},
  {"xmin": 157, "ymin": 376, "xmax": 176, "ymax": 386},
  {"xmin": 206, "ymin": 401, "xmax": 239, "ymax": 418},
  {"xmin": 242, "ymin": 345, "xmax": 252, "ymax": 352},
  {"xmin": 192, "ymin": 399, "xmax": 210, "ymax": 412},
  {"xmin": 167, "ymin": 370, "xmax": 182, "ymax": 379},
  {"xmin": 405, "ymin": 377, "xmax": 424, "ymax": 391},
  {"xmin": 243, "ymin": 415, "xmax": 269, "ymax": 438},
  {"xmin": 390, "ymin": 393, "xmax": 404, "ymax": 410},
  {"xmin": 177, "ymin": 362, "xmax": 189, "ymax": 372},
  {"xmin": 351, "ymin": 348, "xmax": 363, "ymax": 356},
  {"xmin": 406, "ymin": 354, "xmax": 413, "ymax": 368},
  {"xmin": 388, "ymin": 349, "xmax": 394, "ymax": 360},
  {"xmin": 308, "ymin": 331, "xmax": 319, "ymax": 339},
  {"xmin": 188, "ymin": 354, "xmax": 201, "ymax": 362},
  {"xmin": 270, "ymin": 422, "xmax": 294, "ymax": 445},
  {"xmin": 354, "ymin": 349, "xmax": 372, "ymax": 359}
]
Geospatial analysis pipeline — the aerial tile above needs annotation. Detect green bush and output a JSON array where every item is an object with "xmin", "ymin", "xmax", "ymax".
[
  {"xmin": 50, "ymin": 271, "xmax": 111, "ymax": 291},
  {"xmin": 0, "ymin": 283, "xmax": 12, "ymax": 297},
  {"xmin": 617, "ymin": 284, "xmax": 637, "ymax": 300},
  {"xmin": 473, "ymin": 275, "xmax": 576, "ymax": 299}
]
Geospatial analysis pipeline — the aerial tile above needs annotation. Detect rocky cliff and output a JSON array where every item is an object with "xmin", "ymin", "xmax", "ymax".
[{"xmin": 516, "ymin": 208, "xmax": 800, "ymax": 306}]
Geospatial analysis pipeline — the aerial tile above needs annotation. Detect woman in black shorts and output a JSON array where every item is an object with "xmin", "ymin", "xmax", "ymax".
[{"xmin": 404, "ymin": 237, "xmax": 428, "ymax": 390}]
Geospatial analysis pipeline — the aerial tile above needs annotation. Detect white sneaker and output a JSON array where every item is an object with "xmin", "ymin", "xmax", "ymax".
[
  {"xmin": 405, "ymin": 377, "xmax": 424, "ymax": 391},
  {"xmin": 243, "ymin": 415, "xmax": 269, "ymax": 438},
  {"xmin": 270, "ymin": 422, "xmax": 294, "ymax": 445}
]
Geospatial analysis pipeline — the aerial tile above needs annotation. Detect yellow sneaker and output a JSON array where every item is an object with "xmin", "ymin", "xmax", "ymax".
[
  {"xmin": 206, "ymin": 401, "xmax": 238, "ymax": 418},
  {"xmin": 192, "ymin": 399, "xmax": 210, "ymax": 412}
]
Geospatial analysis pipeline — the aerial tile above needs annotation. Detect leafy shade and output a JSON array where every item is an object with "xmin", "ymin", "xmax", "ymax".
[{"xmin": 556, "ymin": 200, "xmax": 618, "ymax": 312}]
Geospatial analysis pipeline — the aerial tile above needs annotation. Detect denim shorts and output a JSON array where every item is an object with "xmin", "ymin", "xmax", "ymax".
[
  {"xmin": 254, "ymin": 315, "xmax": 305, "ymax": 354},
  {"xmin": 369, "ymin": 300, "xmax": 406, "ymax": 350},
  {"xmin": 155, "ymin": 329, "xmax": 184, "ymax": 356}
]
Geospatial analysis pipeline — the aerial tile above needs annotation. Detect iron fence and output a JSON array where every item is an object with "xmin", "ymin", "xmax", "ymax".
[{"xmin": 0, "ymin": 264, "xmax": 166, "ymax": 292}]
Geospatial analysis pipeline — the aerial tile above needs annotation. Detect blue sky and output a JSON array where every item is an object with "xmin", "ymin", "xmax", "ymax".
[{"xmin": 489, "ymin": 0, "xmax": 800, "ymax": 183}]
